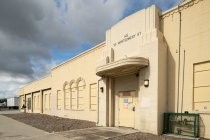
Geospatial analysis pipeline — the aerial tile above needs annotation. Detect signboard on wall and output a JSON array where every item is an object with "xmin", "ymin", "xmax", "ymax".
[
  {"xmin": 113, "ymin": 32, "xmax": 141, "ymax": 47},
  {"xmin": 106, "ymin": 5, "xmax": 159, "ymax": 61}
]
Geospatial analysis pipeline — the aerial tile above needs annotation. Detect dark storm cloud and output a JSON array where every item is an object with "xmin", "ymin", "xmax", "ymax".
[
  {"xmin": 0, "ymin": 0, "xmax": 77, "ymax": 78},
  {"xmin": 0, "ymin": 0, "xmax": 51, "ymax": 77},
  {"xmin": 0, "ymin": 0, "xmax": 128, "ymax": 98},
  {"xmin": 0, "ymin": 1, "xmax": 43, "ymax": 40},
  {"xmin": 0, "ymin": 0, "xmax": 127, "ymax": 78}
]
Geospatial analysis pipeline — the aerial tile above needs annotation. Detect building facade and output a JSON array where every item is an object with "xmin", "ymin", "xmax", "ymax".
[{"xmin": 19, "ymin": 0, "xmax": 210, "ymax": 138}]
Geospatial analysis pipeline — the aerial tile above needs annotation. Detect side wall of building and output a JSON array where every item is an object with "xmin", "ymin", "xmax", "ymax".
[
  {"xmin": 19, "ymin": 43, "xmax": 105, "ymax": 123},
  {"xmin": 161, "ymin": 0, "xmax": 210, "ymax": 138},
  {"xmin": 50, "ymin": 43, "xmax": 105, "ymax": 122},
  {"xmin": 19, "ymin": 75, "xmax": 52, "ymax": 113}
]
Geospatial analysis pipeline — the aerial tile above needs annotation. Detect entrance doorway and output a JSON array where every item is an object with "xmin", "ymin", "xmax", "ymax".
[{"xmin": 118, "ymin": 91, "xmax": 137, "ymax": 128}]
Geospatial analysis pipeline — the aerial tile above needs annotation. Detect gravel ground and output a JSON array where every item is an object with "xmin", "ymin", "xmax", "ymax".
[{"xmin": 3, "ymin": 113, "xmax": 96, "ymax": 133}]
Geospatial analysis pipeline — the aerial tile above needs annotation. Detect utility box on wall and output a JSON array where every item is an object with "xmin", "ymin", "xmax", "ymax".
[{"xmin": 163, "ymin": 112, "xmax": 199, "ymax": 138}]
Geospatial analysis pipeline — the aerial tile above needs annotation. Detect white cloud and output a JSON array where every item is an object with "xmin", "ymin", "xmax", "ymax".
[
  {"xmin": 0, "ymin": 72, "xmax": 32, "ymax": 98},
  {"xmin": 0, "ymin": 0, "xmax": 181, "ymax": 98}
]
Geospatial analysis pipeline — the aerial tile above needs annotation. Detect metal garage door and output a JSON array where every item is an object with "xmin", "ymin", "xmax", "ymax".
[
  {"xmin": 43, "ymin": 89, "xmax": 51, "ymax": 114},
  {"xmin": 193, "ymin": 61, "xmax": 210, "ymax": 111},
  {"xmin": 26, "ymin": 94, "xmax": 31, "ymax": 113},
  {"xmin": 33, "ymin": 91, "xmax": 41, "ymax": 113}
]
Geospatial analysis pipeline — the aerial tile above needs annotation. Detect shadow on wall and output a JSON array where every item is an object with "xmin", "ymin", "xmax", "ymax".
[
  {"xmin": 160, "ymin": 19, "xmax": 176, "ymax": 113},
  {"xmin": 167, "ymin": 42, "xmax": 176, "ymax": 112},
  {"xmin": 199, "ymin": 116, "xmax": 205, "ymax": 138}
]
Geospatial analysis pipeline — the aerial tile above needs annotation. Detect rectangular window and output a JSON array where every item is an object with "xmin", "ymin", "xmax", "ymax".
[
  {"xmin": 71, "ymin": 87, "xmax": 77, "ymax": 110},
  {"xmin": 57, "ymin": 90, "xmax": 62, "ymax": 110},
  {"xmin": 193, "ymin": 61, "xmax": 210, "ymax": 112},
  {"xmin": 78, "ymin": 86, "xmax": 84, "ymax": 109},
  {"xmin": 64, "ymin": 89, "xmax": 70, "ymax": 110},
  {"xmin": 90, "ymin": 83, "xmax": 97, "ymax": 110}
]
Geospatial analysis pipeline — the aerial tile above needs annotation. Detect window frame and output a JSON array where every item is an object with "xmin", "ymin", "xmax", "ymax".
[
  {"xmin": 89, "ymin": 83, "xmax": 97, "ymax": 111},
  {"xmin": 57, "ymin": 90, "xmax": 62, "ymax": 110}
]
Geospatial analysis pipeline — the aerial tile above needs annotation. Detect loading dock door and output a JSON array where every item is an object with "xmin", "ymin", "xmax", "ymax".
[
  {"xmin": 118, "ymin": 91, "xmax": 137, "ymax": 128},
  {"xmin": 194, "ymin": 62, "xmax": 210, "ymax": 111}
]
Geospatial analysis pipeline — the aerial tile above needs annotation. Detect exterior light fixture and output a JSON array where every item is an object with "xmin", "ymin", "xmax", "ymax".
[
  {"xmin": 100, "ymin": 87, "xmax": 104, "ymax": 93},
  {"xmin": 144, "ymin": 79, "xmax": 149, "ymax": 87}
]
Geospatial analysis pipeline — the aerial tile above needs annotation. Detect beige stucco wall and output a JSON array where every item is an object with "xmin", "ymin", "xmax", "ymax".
[
  {"xmin": 161, "ymin": 0, "xmax": 210, "ymax": 138},
  {"xmin": 21, "ymin": 76, "xmax": 52, "ymax": 94},
  {"xmin": 19, "ymin": 76, "xmax": 51, "ymax": 113},
  {"xmin": 49, "ymin": 43, "xmax": 105, "ymax": 122},
  {"xmin": 19, "ymin": 43, "xmax": 105, "ymax": 122}
]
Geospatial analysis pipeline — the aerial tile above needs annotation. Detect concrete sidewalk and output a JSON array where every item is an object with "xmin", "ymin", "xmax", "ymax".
[
  {"xmin": 56, "ymin": 127, "xmax": 138, "ymax": 140},
  {"xmin": 0, "ymin": 115, "xmax": 48, "ymax": 140},
  {"xmin": 22, "ymin": 127, "xmax": 138, "ymax": 140}
]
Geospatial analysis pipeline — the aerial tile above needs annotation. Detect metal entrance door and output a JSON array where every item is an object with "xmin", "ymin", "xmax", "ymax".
[{"xmin": 118, "ymin": 91, "xmax": 137, "ymax": 128}]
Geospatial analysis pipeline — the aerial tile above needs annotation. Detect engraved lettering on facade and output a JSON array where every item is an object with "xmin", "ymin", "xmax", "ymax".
[{"xmin": 113, "ymin": 32, "xmax": 141, "ymax": 47}]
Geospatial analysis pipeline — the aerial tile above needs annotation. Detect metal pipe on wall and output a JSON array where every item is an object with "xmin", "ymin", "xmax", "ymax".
[
  {"xmin": 176, "ymin": 6, "xmax": 182, "ymax": 113},
  {"xmin": 97, "ymin": 78, "xmax": 103, "ymax": 125},
  {"xmin": 181, "ymin": 50, "xmax": 186, "ymax": 113}
]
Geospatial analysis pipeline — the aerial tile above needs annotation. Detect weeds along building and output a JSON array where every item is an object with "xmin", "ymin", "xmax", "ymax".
[{"xmin": 19, "ymin": 0, "xmax": 210, "ymax": 138}]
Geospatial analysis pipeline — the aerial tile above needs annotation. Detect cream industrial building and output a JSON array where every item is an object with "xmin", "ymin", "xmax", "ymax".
[{"xmin": 19, "ymin": 0, "xmax": 210, "ymax": 138}]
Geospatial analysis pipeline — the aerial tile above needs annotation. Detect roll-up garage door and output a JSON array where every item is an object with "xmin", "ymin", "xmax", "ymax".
[
  {"xmin": 194, "ymin": 61, "xmax": 210, "ymax": 111},
  {"xmin": 33, "ymin": 91, "xmax": 41, "ymax": 113},
  {"xmin": 43, "ymin": 89, "xmax": 51, "ymax": 114}
]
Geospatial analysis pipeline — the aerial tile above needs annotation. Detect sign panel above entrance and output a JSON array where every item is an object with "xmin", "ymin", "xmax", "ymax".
[{"xmin": 105, "ymin": 5, "xmax": 160, "ymax": 62}]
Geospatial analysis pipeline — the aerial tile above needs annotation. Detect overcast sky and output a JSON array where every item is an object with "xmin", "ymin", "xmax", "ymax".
[{"xmin": 0, "ymin": 0, "xmax": 181, "ymax": 98}]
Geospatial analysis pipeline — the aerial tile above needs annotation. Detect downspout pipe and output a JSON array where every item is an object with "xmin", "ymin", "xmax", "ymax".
[
  {"xmin": 97, "ymin": 78, "xmax": 103, "ymax": 125},
  {"xmin": 176, "ymin": 6, "xmax": 182, "ymax": 113},
  {"xmin": 181, "ymin": 50, "xmax": 186, "ymax": 114}
]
